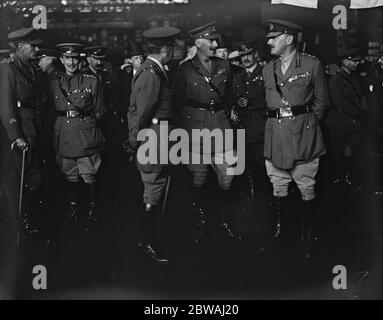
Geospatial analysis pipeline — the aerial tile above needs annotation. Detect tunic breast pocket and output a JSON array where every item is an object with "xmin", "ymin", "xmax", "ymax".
[
  {"xmin": 16, "ymin": 79, "xmax": 33, "ymax": 98},
  {"xmin": 286, "ymin": 77, "xmax": 311, "ymax": 88},
  {"xmin": 212, "ymin": 73, "xmax": 227, "ymax": 88},
  {"xmin": 186, "ymin": 79, "xmax": 206, "ymax": 97},
  {"xmin": 71, "ymin": 92, "xmax": 92, "ymax": 109}
]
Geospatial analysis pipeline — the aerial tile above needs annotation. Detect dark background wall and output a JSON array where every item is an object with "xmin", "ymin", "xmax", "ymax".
[{"xmin": 1, "ymin": 0, "xmax": 382, "ymax": 62}]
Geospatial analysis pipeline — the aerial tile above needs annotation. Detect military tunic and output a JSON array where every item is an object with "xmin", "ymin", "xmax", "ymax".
[
  {"xmin": 326, "ymin": 68, "xmax": 365, "ymax": 132},
  {"xmin": 233, "ymin": 64, "xmax": 267, "ymax": 170},
  {"xmin": 0, "ymin": 55, "xmax": 43, "ymax": 189},
  {"xmin": 49, "ymin": 71, "xmax": 106, "ymax": 159},
  {"xmin": 82, "ymin": 65, "xmax": 116, "ymax": 111},
  {"xmin": 173, "ymin": 55, "xmax": 235, "ymax": 189},
  {"xmin": 0, "ymin": 55, "xmax": 43, "ymax": 232},
  {"xmin": 263, "ymin": 52, "xmax": 330, "ymax": 170},
  {"xmin": 233, "ymin": 64, "xmax": 267, "ymax": 144},
  {"xmin": 127, "ymin": 57, "xmax": 175, "ymax": 205},
  {"xmin": 326, "ymin": 67, "xmax": 367, "ymax": 156}
]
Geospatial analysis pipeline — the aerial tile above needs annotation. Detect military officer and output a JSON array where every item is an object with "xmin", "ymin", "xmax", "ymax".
[
  {"xmin": 118, "ymin": 49, "xmax": 144, "ymax": 116},
  {"xmin": 0, "ymin": 28, "xmax": 44, "ymax": 237},
  {"xmin": 127, "ymin": 26, "xmax": 180, "ymax": 263},
  {"xmin": 83, "ymin": 45, "xmax": 126, "ymax": 209},
  {"xmin": 49, "ymin": 43, "xmax": 106, "ymax": 229},
  {"xmin": 325, "ymin": 50, "xmax": 366, "ymax": 194},
  {"xmin": 232, "ymin": 40, "xmax": 268, "ymax": 199},
  {"xmin": 36, "ymin": 48, "xmax": 61, "ymax": 162},
  {"xmin": 84, "ymin": 46, "xmax": 117, "ymax": 109},
  {"xmin": 215, "ymin": 43, "xmax": 229, "ymax": 61},
  {"xmin": 173, "ymin": 22, "xmax": 240, "ymax": 244},
  {"xmin": 263, "ymin": 20, "xmax": 330, "ymax": 257}
]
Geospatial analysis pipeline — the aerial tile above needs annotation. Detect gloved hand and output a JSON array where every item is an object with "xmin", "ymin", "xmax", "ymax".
[
  {"xmin": 11, "ymin": 137, "xmax": 29, "ymax": 152},
  {"xmin": 237, "ymin": 97, "xmax": 249, "ymax": 108},
  {"xmin": 230, "ymin": 108, "xmax": 240, "ymax": 125}
]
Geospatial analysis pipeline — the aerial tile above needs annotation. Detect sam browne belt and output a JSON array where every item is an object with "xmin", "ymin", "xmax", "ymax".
[
  {"xmin": 266, "ymin": 105, "xmax": 312, "ymax": 119},
  {"xmin": 57, "ymin": 110, "xmax": 94, "ymax": 118}
]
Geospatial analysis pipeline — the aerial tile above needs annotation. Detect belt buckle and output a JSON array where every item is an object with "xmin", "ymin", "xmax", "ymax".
[
  {"xmin": 66, "ymin": 110, "xmax": 78, "ymax": 118},
  {"xmin": 280, "ymin": 107, "xmax": 293, "ymax": 118}
]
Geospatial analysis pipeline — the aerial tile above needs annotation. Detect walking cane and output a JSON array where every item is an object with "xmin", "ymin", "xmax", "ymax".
[
  {"xmin": 11, "ymin": 143, "xmax": 27, "ymax": 248},
  {"xmin": 161, "ymin": 175, "xmax": 172, "ymax": 216}
]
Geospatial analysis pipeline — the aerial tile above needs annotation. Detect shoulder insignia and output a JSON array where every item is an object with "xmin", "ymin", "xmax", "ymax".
[
  {"xmin": 149, "ymin": 65, "xmax": 157, "ymax": 74},
  {"xmin": 302, "ymin": 52, "xmax": 318, "ymax": 60}
]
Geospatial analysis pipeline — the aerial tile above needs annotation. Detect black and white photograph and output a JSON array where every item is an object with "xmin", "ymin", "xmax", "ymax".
[{"xmin": 0, "ymin": 0, "xmax": 382, "ymax": 303}]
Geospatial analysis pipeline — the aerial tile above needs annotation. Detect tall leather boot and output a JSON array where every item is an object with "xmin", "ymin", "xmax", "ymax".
[
  {"xmin": 217, "ymin": 189, "xmax": 242, "ymax": 241},
  {"xmin": 247, "ymin": 171, "xmax": 256, "ymax": 199},
  {"xmin": 138, "ymin": 203, "xmax": 169, "ymax": 264},
  {"xmin": 260, "ymin": 195, "xmax": 288, "ymax": 254},
  {"xmin": 300, "ymin": 199, "xmax": 319, "ymax": 259},
  {"xmin": 85, "ymin": 183, "xmax": 98, "ymax": 231},
  {"xmin": 21, "ymin": 187, "xmax": 41, "ymax": 235},
  {"xmin": 66, "ymin": 181, "xmax": 80, "ymax": 223},
  {"xmin": 191, "ymin": 186, "xmax": 208, "ymax": 244},
  {"xmin": 271, "ymin": 195, "xmax": 284, "ymax": 241}
]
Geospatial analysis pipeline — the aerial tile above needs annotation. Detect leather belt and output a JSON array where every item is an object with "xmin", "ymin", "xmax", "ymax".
[
  {"xmin": 266, "ymin": 105, "xmax": 312, "ymax": 119},
  {"xmin": 57, "ymin": 110, "xmax": 94, "ymax": 118},
  {"xmin": 240, "ymin": 106, "xmax": 267, "ymax": 112},
  {"xmin": 186, "ymin": 98, "xmax": 225, "ymax": 114},
  {"xmin": 17, "ymin": 101, "xmax": 36, "ymax": 109},
  {"xmin": 152, "ymin": 117, "xmax": 177, "ymax": 125}
]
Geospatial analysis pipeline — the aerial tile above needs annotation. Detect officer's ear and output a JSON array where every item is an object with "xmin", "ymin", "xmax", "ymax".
[
  {"xmin": 60, "ymin": 56, "xmax": 65, "ymax": 65},
  {"xmin": 16, "ymin": 41, "xmax": 25, "ymax": 52},
  {"xmin": 195, "ymin": 39, "xmax": 203, "ymax": 49},
  {"xmin": 286, "ymin": 34, "xmax": 295, "ymax": 46}
]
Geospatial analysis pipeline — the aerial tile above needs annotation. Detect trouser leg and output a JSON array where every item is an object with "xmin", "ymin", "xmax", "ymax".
[{"xmin": 216, "ymin": 188, "xmax": 242, "ymax": 240}]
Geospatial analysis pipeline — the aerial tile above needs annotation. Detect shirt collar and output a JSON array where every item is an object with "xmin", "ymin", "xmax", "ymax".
[
  {"xmin": 246, "ymin": 63, "xmax": 258, "ymax": 74},
  {"xmin": 341, "ymin": 66, "xmax": 352, "ymax": 75},
  {"xmin": 196, "ymin": 51, "xmax": 211, "ymax": 64},
  {"xmin": 148, "ymin": 56, "xmax": 166, "ymax": 74},
  {"xmin": 280, "ymin": 49, "xmax": 297, "ymax": 65}
]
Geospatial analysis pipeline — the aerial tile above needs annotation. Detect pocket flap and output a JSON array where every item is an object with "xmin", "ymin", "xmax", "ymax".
[{"xmin": 180, "ymin": 107, "xmax": 206, "ymax": 122}]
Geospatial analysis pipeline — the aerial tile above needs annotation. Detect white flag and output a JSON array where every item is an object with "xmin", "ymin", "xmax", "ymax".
[
  {"xmin": 350, "ymin": 0, "xmax": 383, "ymax": 8},
  {"xmin": 271, "ymin": 0, "xmax": 318, "ymax": 9}
]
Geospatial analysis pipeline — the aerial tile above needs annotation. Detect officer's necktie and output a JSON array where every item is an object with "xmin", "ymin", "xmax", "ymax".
[
  {"xmin": 202, "ymin": 58, "xmax": 211, "ymax": 73},
  {"xmin": 246, "ymin": 69, "xmax": 252, "ymax": 79},
  {"xmin": 281, "ymin": 60, "xmax": 288, "ymax": 75}
]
